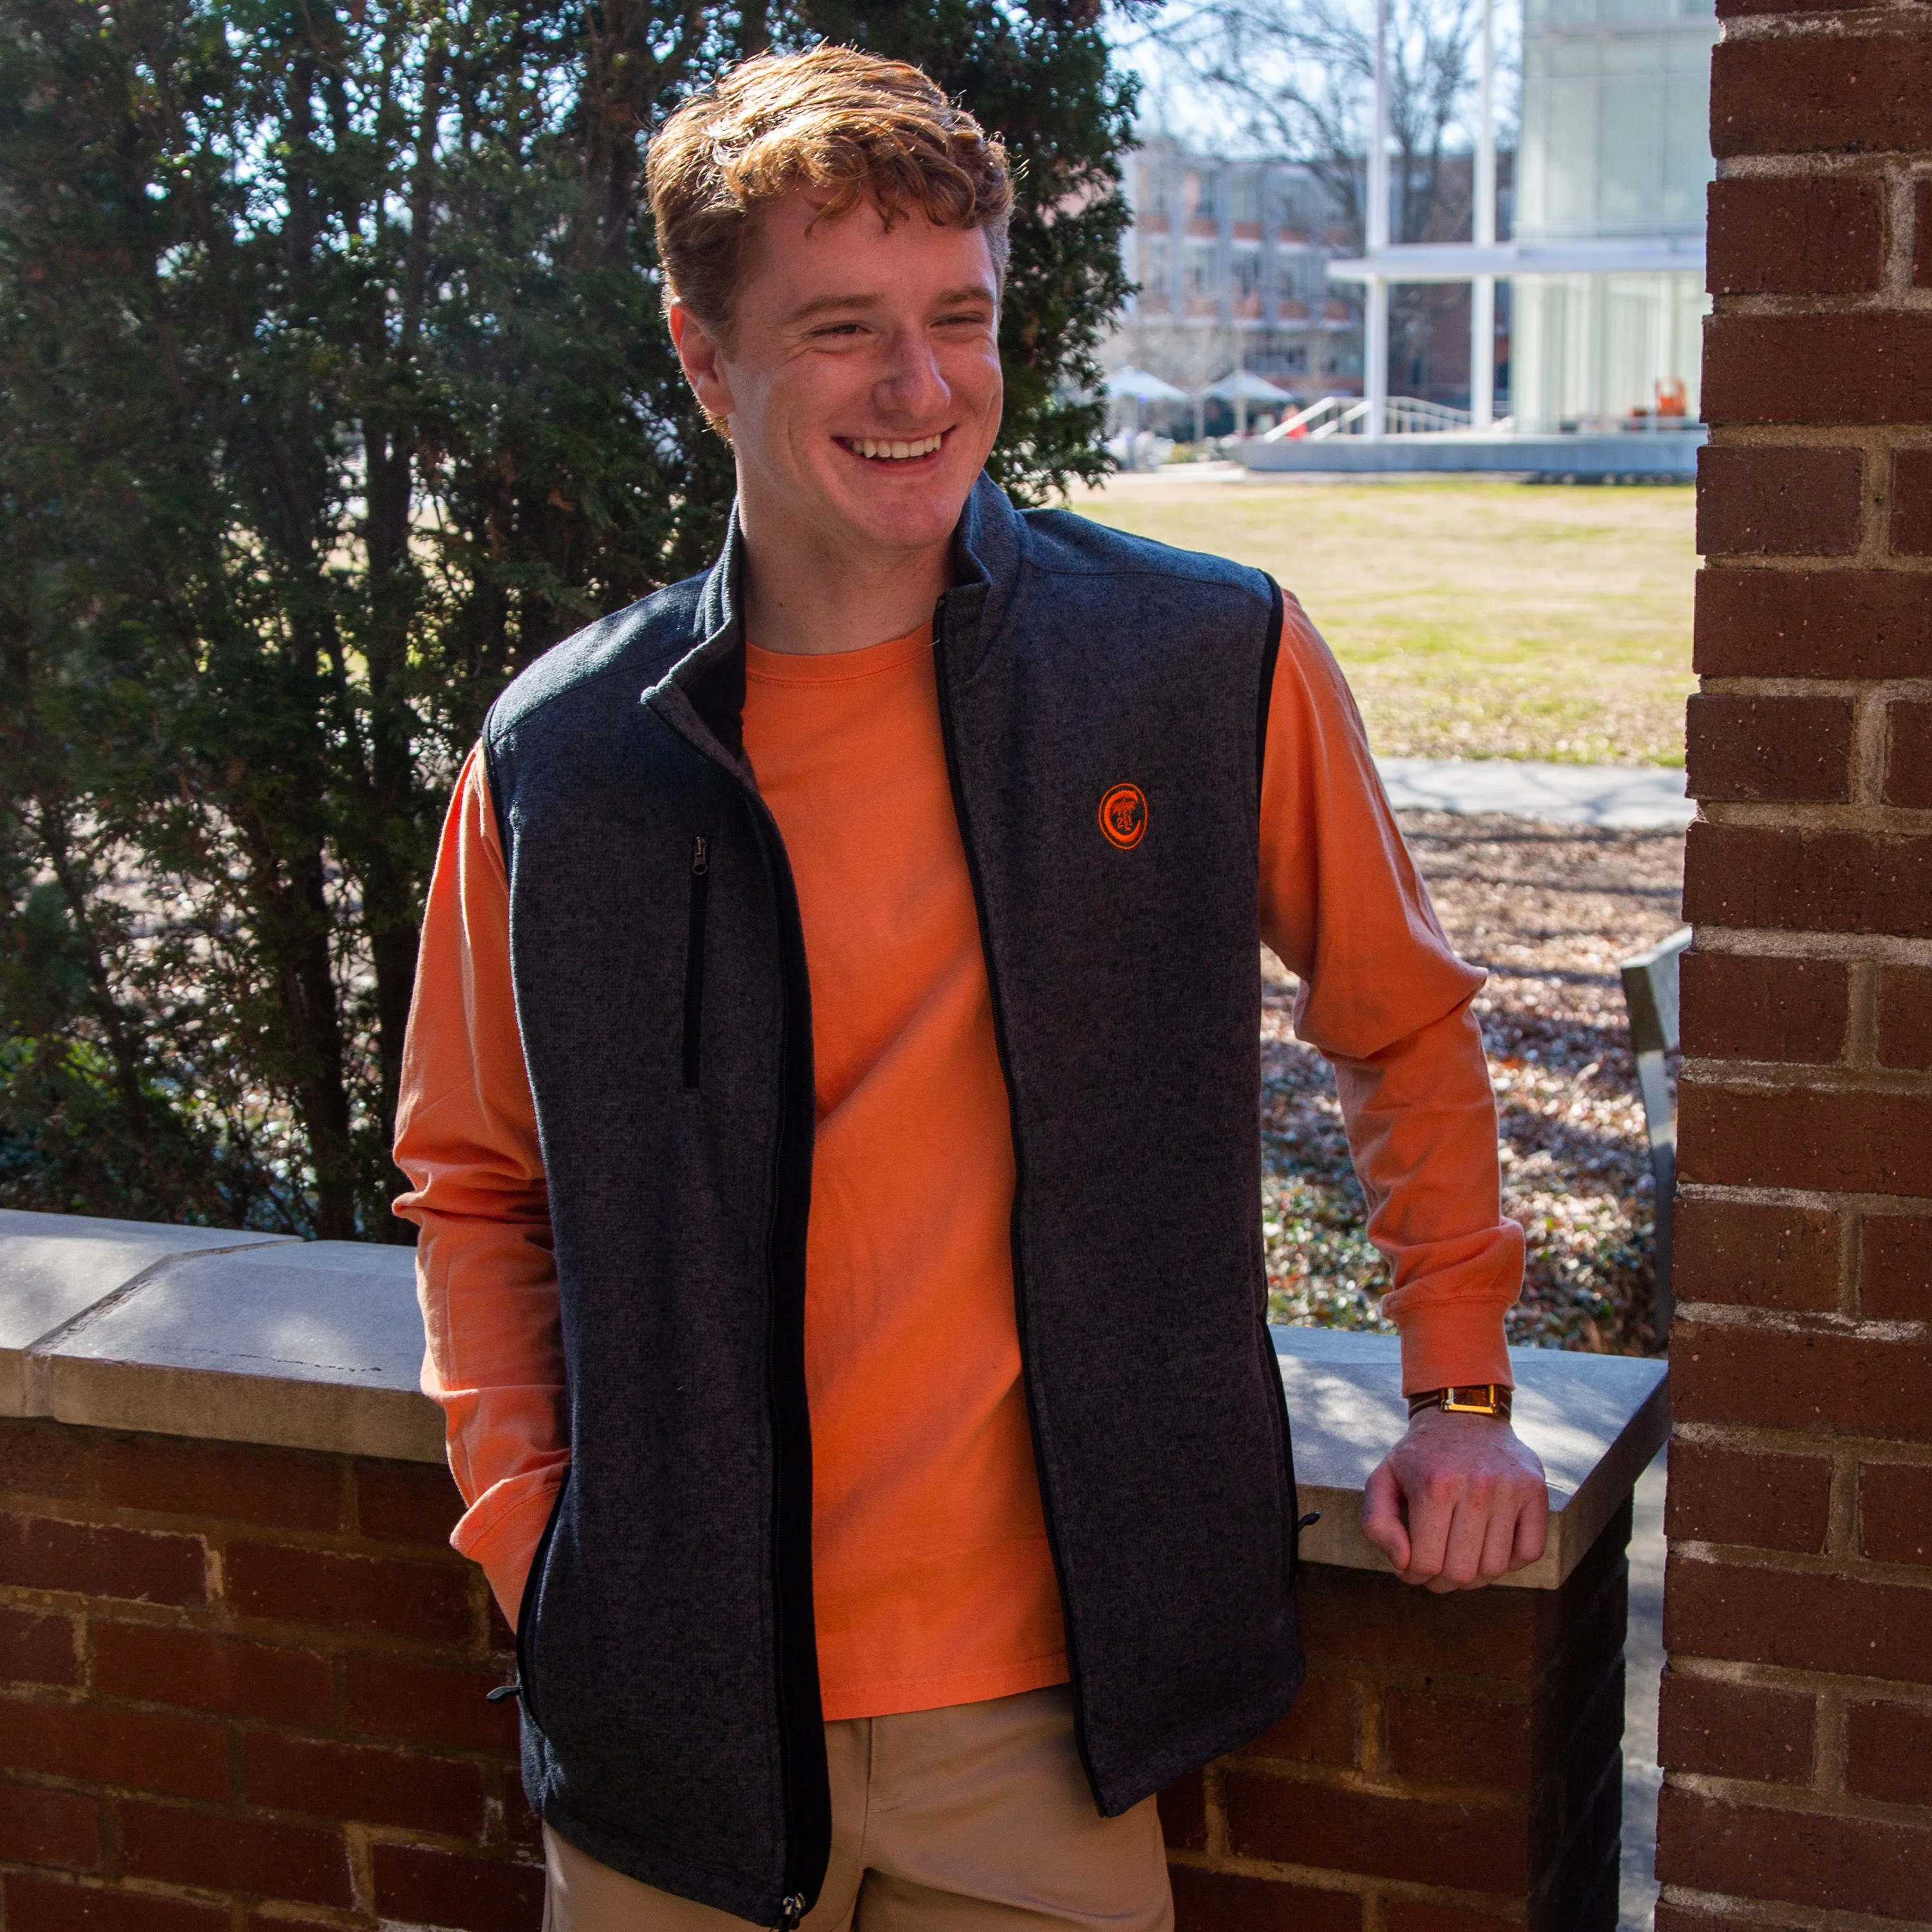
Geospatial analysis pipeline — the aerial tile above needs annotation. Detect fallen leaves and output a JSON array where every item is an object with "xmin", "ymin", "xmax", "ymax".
[{"xmin": 1263, "ymin": 813, "xmax": 1685, "ymax": 1357}]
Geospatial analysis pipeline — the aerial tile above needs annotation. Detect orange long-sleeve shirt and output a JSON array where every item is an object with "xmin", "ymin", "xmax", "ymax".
[{"xmin": 393, "ymin": 594, "xmax": 1522, "ymax": 1715}]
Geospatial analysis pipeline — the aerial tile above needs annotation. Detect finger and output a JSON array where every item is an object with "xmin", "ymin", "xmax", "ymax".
[
  {"xmin": 1510, "ymin": 1482, "xmax": 1551, "ymax": 1569},
  {"xmin": 1479, "ymin": 1493, "xmax": 1520, "ymax": 1582},
  {"xmin": 1401, "ymin": 1474, "xmax": 1452, "ymax": 1586},
  {"xmin": 1430, "ymin": 1493, "xmax": 1492, "ymax": 1591},
  {"xmin": 1361, "ymin": 1463, "xmax": 1411, "ymax": 1573}
]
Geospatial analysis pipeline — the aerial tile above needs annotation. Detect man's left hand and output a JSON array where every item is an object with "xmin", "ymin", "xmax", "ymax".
[{"xmin": 1360, "ymin": 1408, "xmax": 1549, "ymax": 1591}]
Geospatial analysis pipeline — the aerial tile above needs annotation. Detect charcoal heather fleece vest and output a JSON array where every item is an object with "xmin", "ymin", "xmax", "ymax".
[{"xmin": 485, "ymin": 475, "xmax": 1304, "ymax": 1926}]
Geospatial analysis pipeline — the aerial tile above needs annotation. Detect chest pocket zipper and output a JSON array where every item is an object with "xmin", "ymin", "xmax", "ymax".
[{"xmin": 683, "ymin": 835, "xmax": 710, "ymax": 1090}]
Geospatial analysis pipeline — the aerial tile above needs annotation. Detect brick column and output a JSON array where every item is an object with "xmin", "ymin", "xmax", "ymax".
[{"xmin": 1663, "ymin": 0, "xmax": 1932, "ymax": 1923}]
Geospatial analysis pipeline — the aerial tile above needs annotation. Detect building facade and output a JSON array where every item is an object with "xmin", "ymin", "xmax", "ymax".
[
  {"xmin": 1511, "ymin": 0, "xmax": 1717, "ymax": 427},
  {"xmin": 1111, "ymin": 138, "xmax": 1362, "ymax": 415}
]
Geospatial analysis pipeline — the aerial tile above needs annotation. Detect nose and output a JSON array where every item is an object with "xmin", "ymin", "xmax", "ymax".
[{"xmin": 874, "ymin": 325, "xmax": 951, "ymax": 424}]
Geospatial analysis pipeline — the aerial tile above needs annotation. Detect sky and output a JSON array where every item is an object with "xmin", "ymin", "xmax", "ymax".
[{"xmin": 1101, "ymin": 0, "xmax": 1519, "ymax": 163}]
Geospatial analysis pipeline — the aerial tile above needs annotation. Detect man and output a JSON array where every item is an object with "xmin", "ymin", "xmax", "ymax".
[{"xmin": 394, "ymin": 44, "xmax": 1547, "ymax": 1932}]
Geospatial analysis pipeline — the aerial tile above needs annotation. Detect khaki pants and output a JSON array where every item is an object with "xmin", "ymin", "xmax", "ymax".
[{"xmin": 542, "ymin": 1687, "xmax": 1174, "ymax": 1932}]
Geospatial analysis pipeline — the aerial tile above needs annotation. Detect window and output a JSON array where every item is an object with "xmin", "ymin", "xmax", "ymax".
[
  {"xmin": 1231, "ymin": 172, "xmax": 1262, "ymax": 224},
  {"xmin": 1184, "ymin": 240, "xmax": 1217, "ymax": 298},
  {"xmin": 1232, "ymin": 245, "xmax": 1263, "ymax": 303},
  {"xmin": 1140, "ymin": 237, "xmax": 1170, "ymax": 305}
]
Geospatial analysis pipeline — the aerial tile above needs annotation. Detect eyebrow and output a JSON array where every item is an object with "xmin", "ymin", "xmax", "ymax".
[{"xmin": 783, "ymin": 283, "xmax": 998, "ymax": 326}]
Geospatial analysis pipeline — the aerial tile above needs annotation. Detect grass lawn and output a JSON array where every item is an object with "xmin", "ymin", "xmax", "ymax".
[{"xmin": 1066, "ymin": 471, "xmax": 1698, "ymax": 767}]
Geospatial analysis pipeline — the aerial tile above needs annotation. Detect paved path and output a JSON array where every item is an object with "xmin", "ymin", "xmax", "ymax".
[
  {"xmin": 1622, "ymin": 1445, "xmax": 1666, "ymax": 1931},
  {"xmin": 1376, "ymin": 757, "xmax": 1693, "ymax": 829}
]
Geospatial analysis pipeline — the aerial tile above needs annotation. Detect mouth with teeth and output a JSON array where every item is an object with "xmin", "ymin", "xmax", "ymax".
[{"xmin": 839, "ymin": 432, "xmax": 945, "ymax": 462}]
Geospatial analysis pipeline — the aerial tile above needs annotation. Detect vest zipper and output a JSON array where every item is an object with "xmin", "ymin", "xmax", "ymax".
[
  {"xmin": 657, "ymin": 680, "xmax": 833, "ymax": 1924},
  {"xmin": 683, "ymin": 834, "xmax": 711, "ymax": 1089},
  {"xmin": 737, "ymin": 797, "xmax": 831, "ymax": 1926},
  {"xmin": 928, "ymin": 592, "xmax": 1099, "ymax": 1802}
]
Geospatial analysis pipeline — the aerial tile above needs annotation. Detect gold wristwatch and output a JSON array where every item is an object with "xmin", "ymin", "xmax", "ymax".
[{"xmin": 1407, "ymin": 1383, "xmax": 1513, "ymax": 1422}]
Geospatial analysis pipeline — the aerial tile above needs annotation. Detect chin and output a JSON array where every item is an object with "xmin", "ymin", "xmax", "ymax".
[
  {"xmin": 870, "ymin": 509, "xmax": 965, "ymax": 556},
  {"xmin": 837, "ymin": 476, "xmax": 978, "ymax": 554}
]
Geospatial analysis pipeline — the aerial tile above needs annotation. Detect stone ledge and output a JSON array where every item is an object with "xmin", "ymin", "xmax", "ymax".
[
  {"xmin": 1274, "ymin": 1327, "xmax": 1668, "ymax": 1589},
  {"xmin": 0, "ymin": 1209, "xmax": 1665, "ymax": 1583},
  {"xmin": 0, "ymin": 1207, "xmax": 296, "ymax": 1416},
  {"xmin": 1, "ymin": 1211, "xmax": 437, "ymax": 1464}
]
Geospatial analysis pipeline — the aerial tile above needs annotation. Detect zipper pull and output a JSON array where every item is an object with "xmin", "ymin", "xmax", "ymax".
[
  {"xmin": 1297, "ymin": 1511, "xmax": 1322, "ymax": 1532},
  {"xmin": 485, "ymin": 1680, "xmax": 523, "ymax": 1704},
  {"xmin": 692, "ymin": 834, "xmax": 709, "ymax": 876},
  {"xmin": 776, "ymin": 1894, "xmax": 807, "ymax": 1930}
]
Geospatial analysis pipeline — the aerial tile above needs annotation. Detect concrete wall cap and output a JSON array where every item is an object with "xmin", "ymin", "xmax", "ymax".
[
  {"xmin": 40, "ymin": 1237, "xmax": 441, "ymax": 1465},
  {"xmin": 1274, "ymin": 1325, "xmax": 1667, "ymax": 1588},
  {"xmin": 0, "ymin": 1211, "xmax": 1665, "ymax": 1582},
  {"xmin": 0, "ymin": 1208, "xmax": 294, "ymax": 1419}
]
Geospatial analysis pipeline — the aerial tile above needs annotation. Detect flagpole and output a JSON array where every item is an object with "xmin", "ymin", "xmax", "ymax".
[
  {"xmin": 1470, "ymin": 0, "xmax": 1497, "ymax": 431},
  {"xmin": 1365, "ymin": 0, "xmax": 1390, "ymax": 440}
]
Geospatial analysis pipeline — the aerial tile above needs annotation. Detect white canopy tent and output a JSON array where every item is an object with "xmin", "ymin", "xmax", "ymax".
[
  {"xmin": 1104, "ymin": 366, "xmax": 1190, "ymax": 402},
  {"xmin": 1200, "ymin": 367, "xmax": 1296, "ymax": 440},
  {"xmin": 1104, "ymin": 365, "xmax": 1191, "ymax": 436},
  {"xmin": 1199, "ymin": 370, "xmax": 1296, "ymax": 402}
]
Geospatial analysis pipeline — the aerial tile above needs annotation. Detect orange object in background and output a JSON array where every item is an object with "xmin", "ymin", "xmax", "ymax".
[{"xmin": 1654, "ymin": 377, "xmax": 1688, "ymax": 418}]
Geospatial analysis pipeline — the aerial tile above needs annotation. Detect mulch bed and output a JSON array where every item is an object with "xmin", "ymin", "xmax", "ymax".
[{"xmin": 1262, "ymin": 812, "xmax": 1685, "ymax": 1356}]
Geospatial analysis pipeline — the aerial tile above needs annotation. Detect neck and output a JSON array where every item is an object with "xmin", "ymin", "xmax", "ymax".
[{"xmin": 735, "ymin": 490, "xmax": 952, "ymax": 657}]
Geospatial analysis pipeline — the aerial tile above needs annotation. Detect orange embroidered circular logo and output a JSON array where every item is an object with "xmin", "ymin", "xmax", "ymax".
[{"xmin": 1098, "ymin": 783, "xmax": 1148, "ymax": 850}]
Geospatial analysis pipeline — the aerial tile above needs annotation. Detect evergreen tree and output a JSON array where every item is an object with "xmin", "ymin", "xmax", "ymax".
[{"xmin": 0, "ymin": 0, "xmax": 1138, "ymax": 1236}]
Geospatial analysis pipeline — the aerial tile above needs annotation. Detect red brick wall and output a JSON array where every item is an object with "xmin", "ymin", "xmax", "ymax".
[
  {"xmin": 1162, "ymin": 1499, "xmax": 1631, "ymax": 1932},
  {"xmin": 1669, "ymin": 0, "xmax": 1932, "ymax": 1920},
  {"xmin": 0, "ymin": 1414, "xmax": 1632, "ymax": 1932},
  {"xmin": 0, "ymin": 1417, "xmax": 540, "ymax": 1932}
]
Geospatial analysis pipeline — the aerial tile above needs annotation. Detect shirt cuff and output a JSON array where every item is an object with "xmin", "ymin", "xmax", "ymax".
[
  {"xmin": 1396, "ymin": 1298, "xmax": 1513, "ymax": 1395},
  {"xmin": 457, "ymin": 1473, "xmax": 568, "ymax": 1633}
]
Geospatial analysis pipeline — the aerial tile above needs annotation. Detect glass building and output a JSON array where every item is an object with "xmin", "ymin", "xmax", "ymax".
[{"xmin": 1510, "ymin": 0, "xmax": 1717, "ymax": 426}]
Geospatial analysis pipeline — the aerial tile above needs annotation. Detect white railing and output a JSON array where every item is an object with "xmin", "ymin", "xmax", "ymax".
[{"xmin": 1262, "ymin": 395, "xmax": 1479, "ymax": 441}]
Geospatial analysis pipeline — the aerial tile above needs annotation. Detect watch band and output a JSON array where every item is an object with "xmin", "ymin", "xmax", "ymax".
[{"xmin": 1407, "ymin": 1383, "xmax": 1513, "ymax": 1422}]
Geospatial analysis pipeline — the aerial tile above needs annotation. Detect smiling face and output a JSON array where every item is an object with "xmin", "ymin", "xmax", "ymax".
[{"xmin": 670, "ymin": 190, "xmax": 1004, "ymax": 576}]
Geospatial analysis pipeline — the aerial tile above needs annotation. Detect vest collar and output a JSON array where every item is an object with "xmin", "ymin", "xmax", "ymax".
[
  {"xmin": 944, "ymin": 471, "xmax": 1023, "ymax": 677},
  {"xmin": 649, "ymin": 471, "xmax": 1025, "ymax": 762},
  {"xmin": 643, "ymin": 503, "xmax": 751, "ymax": 772}
]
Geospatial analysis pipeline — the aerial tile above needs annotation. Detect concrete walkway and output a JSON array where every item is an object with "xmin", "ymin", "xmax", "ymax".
[
  {"xmin": 1622, "ymin": 1446, "xmax": 1667, "ymax": 1931},
  {"xmin": 1376, "ymin": 757, "xmax": 1693, "ymax": 829}
]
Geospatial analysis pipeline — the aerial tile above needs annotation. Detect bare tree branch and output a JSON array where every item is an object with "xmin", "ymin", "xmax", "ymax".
[{"xmin": 1135, "ymin": 0, "xmax": 1495, "ymax": 395}]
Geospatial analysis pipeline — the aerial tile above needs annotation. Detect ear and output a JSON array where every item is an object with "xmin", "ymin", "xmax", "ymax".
[{"xmin": 670, "ymin": 301, "xmax": 735, "ymax": 425}]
